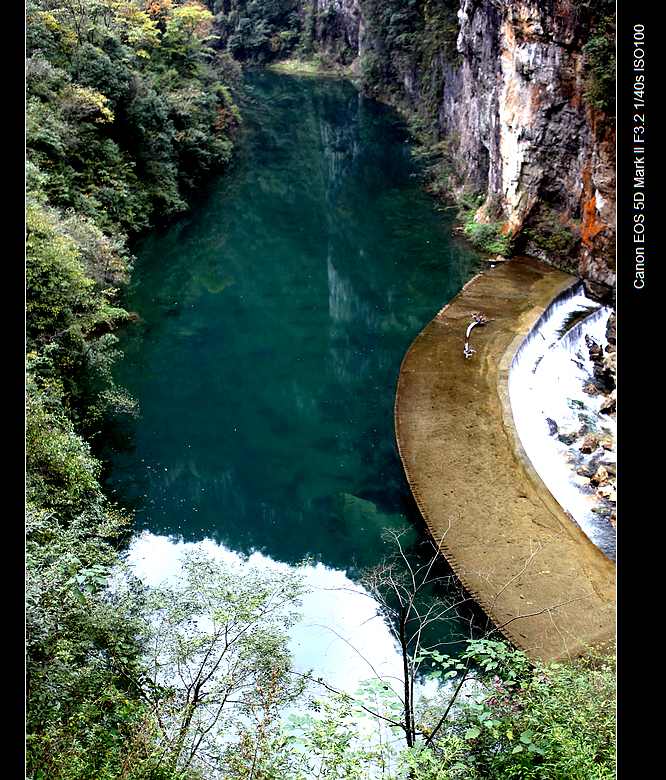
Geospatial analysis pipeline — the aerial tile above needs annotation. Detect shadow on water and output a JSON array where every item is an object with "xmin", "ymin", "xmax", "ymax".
[{"xmin": 104, "ymin": 70, "xmax": 485, "ymax": 663}]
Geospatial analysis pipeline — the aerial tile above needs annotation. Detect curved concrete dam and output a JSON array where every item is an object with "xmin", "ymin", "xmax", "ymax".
[{"xmin": 395, "ymin": 257, "xmax": 615, "ymax": 662}]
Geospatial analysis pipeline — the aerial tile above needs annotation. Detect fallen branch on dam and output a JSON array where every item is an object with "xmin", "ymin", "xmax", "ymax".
[{"xmin": 463, "ymin": 312, "xmax": 490, "ymax": 359}]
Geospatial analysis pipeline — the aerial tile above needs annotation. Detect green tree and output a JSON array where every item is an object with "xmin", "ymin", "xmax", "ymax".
[
  {"xmin": 216, "ymin": 0, "xmax": 302, "ymax": 62},
  {"xmin": 141, "ymin": 550, "xmax": 305, "ymax": 774},
  {"xmin": 26, "ymin": 5, "xmax": 243, "ymax": 777}
]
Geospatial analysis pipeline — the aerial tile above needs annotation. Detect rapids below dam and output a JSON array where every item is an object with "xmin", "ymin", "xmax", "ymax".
[
  {"xmin": 509, "ymin": 283, "xmax": 616, "ymax": 561},
  {"xmin": 105, "ymin": 70, "xmax": 485, "ymax": 691}
]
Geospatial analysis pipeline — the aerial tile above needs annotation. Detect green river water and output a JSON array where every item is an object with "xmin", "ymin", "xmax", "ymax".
[{"xmin": 106, "ymin": 70, "xmax": 483, "ymax": 689}]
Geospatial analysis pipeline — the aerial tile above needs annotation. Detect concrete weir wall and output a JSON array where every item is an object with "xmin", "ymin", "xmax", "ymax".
[{"xmin": 394, "ymin": 258, "xmax": 615, "ymax": 662}]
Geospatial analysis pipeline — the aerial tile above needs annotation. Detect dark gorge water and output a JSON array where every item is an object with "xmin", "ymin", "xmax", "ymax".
[{"xmin": 107, "ymin": 70, "xmax": 483, "ymax": 688}]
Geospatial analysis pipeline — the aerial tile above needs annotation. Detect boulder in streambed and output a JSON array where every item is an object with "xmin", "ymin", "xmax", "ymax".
[
  {"xmin": 585, "ymin": 334, "xmax": 603, "ymax": 362},
  {"xmin": 600, "ymin": 391, "xmax": 616, "ymax": 415},
  {"xmin": 600, "ymin": 461, "xmax": 616, "ymax": 478},
  {"xmin": 597, "ymin": 484, "xmax": 617, "ymax": 502},
  {"xmin": 580, "ymin": 433, "xmax": 599, "ymax": 453},
  {"xmin": 590, "ymin": 466, "xmax": 610, "ymax": 486},
  {"xmin": 606, "ymin": 313, "xmax": 616, "ymax": 346}
]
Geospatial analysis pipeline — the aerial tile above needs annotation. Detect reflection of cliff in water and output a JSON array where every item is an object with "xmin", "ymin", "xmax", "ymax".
[{"xmin": 105, "ymin": 71, "xmax": 483, "ymax": 572}]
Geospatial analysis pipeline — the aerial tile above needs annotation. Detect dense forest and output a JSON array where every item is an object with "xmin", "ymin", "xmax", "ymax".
[{"xmin": 26, "ymin": 2, "xmax": 615, "ymax": 778}]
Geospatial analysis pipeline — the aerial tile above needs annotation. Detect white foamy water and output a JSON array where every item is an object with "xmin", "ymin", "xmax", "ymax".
[
  {"xmin": 119, "ymin": 533, "xmax": 441, "ymax": 772},
  {"xmin": 509, "ymin": 283, "xmax": 616, "ymax": 560},
  {"xmin": 125, "ymin": 531, "xmax": 445, "ymax": 699}
]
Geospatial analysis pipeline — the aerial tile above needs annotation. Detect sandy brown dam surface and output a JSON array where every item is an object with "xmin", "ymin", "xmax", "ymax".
[{"xmin": 395, "ymin": 257, "xmax": 615, "ymax": 662}]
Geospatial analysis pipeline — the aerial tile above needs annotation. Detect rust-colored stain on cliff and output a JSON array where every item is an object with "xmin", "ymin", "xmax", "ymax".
[
  {"xmin": 395, "ymin": 258, "xmax": 615, "ymax": 662},
  {"xmin": 581, "ymin": 167, "xmax": 606, "ymax": 247}
]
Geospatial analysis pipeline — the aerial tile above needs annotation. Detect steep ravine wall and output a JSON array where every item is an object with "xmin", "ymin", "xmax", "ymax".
[{"xmin": 303, "ymin": 0, "xmax": 615, "ymax": 299}]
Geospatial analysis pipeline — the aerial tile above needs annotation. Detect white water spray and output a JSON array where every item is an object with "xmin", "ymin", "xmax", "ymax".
[{"xmin": 509, "ymin": 283, "xmax": 616, "ymax": 560}]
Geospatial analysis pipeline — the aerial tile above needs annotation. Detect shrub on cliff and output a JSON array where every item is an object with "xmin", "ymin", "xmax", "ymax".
[
  {"xmin": 457, "ymin": 194, "xmax": 513, "ymax": 256},
  {"xmin": 462, "ymin": 220, "xmax": 512, "ymax": 256},
  {"xmin": 522, "ymin": 207, "xmax": 580, "ymax": 262},
  {"xmin": 583, "ymin": 16, "xmax": 616, "ymax": 115}
]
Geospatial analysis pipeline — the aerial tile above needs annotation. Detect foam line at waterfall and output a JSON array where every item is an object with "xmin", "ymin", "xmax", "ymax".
[{"xmin": 509, "ymin": 284, "xmax": 616, "ymax": 560}]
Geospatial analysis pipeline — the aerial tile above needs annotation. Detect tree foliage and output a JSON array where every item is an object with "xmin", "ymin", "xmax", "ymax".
[
  {"xmin": 211, "ymin": 0, "xmax": 303, "ymax": 62},
  {"xmin": 26, "ymin": 3, "xmax": 243, "ymax": 777},
  {"xmin": 272, "ymin": 639, "xmax": 615, "ymax": 780},
  {"xmin": 141, "ymin": 551, "xmax": 305, "ymax": 775},
  {"xmin": 26, "ymin": 0, "xmax": 240, "ymax": 237}
]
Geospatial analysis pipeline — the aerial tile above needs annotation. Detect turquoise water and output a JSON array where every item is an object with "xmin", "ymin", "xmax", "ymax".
[{"xmin": 107, "ymin": 71, "xmax": 483, "ymax": 683}]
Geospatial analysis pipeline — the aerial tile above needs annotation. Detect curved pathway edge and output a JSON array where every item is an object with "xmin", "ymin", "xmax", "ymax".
[{"xmin": 395, "ymin": 257, "xmax": 615, "ymax": 662}]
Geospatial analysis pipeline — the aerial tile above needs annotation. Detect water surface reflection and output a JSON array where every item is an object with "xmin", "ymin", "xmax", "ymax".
[{"xmin": 107, "ymin": 71, "xmax": 484, "ymax": 675}]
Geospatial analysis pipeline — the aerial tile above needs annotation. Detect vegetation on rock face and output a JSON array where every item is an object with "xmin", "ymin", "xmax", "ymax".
[
  {"xmin": 357, "ymin": 0, "xmax": 460, "ymax": 137},
  {"xmin": 457, "ymin": 194, "xmax": 513, "ymax": 256},
  {"xmin": 522, "ymin": 206, "xmax": 581, "ymax": 267},
  {"xmin": 582, "ymin": 16, "xmax": 616, "ymax": 115},
  {"xmin": 462, "ymin": 220, "xmax": 512, "ymax": 257},
  {"xmin": 574, "ymin": 0, "xmax": 616, "ymax": 116}
]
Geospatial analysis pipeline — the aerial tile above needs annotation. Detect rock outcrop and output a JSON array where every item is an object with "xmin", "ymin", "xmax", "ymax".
[
  {"xmin": 306, "ymin": 0, "xmax": 363, "ymax": 64},
  {"xmin": 302, "ymin": 0, "xmax": 615, "ymax": 298}
]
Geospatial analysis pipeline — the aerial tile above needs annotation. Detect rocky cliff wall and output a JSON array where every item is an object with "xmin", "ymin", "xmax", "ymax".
[
  {"xmin": 305, "ymin": 0, "xmax": 363, "ymax": 64},
  {"xmin": 306, "ymin": 0, "xmax": 615, "ymax": 298}
]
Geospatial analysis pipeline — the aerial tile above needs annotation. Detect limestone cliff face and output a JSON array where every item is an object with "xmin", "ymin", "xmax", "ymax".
[
  {"xmin": 305, "ymin": 0, "xmax": 363, "ymax": 65},
  {"xmin": 304, "ymin": 0, "xmax": 615, "ymax": 297},
  {"xmin": 452, "ymin": 0, "xmax": 615, "ymax": 297}
]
